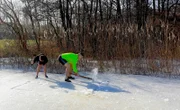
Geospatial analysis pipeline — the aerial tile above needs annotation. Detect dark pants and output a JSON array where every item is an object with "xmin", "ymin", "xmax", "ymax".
[{"xmin": 58, "ymin": 56, "xmax": 67, "ymax": 65}]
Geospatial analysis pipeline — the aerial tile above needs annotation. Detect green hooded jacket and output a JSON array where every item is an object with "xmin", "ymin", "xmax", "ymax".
[{"xmin": 61, "ymin": 53, "xmax": 78, "ymax": 73}]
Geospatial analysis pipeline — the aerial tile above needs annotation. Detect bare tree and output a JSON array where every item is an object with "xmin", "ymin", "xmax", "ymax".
[
  {"xmin": 116, "ymin": 0, "xmax": 122, "ymax": 20},
  {"xmin": 0, "ymin": 0, "xmax": 28, "ymax": 51}
]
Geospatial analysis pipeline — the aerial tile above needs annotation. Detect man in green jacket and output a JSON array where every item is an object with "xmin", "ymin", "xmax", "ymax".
[{"xmin": 58, "ymin": 52, "xmax": 84, "ymax": 82}]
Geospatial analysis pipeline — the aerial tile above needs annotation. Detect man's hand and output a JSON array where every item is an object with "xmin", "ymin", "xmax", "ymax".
[
  {"xmin": 73, "ymin": 73, "xmax": 79, "ymax": 76},
  {"xmin": 31, "ymin": 61, "xmax": 34, "ymax": 65}
]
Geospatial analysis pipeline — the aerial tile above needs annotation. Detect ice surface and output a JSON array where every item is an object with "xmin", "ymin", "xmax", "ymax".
[{"xmin": 0, "ymin": 69, "xmax": 180, "ymax": 110}]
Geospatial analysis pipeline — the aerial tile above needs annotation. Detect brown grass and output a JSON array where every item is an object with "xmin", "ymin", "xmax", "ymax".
[{"xmin": 1, "ymin": 19, "xmax": 180, "ymax": 77}]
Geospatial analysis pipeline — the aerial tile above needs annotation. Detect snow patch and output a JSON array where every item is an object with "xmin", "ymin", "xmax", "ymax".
[{"xmin": 0, "ymin": 69, "xmax": 180, "ymax": 110}]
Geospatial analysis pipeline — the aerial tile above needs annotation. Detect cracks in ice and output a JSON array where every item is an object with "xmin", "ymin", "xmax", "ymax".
[{"xmin": 11, "ymin": 81, "xmax": 31, "ymax": 90}]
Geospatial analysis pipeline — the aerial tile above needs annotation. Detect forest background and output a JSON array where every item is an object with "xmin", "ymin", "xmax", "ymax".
[{"xmin": 0, "ymin": 0, "xmax": 180, "ymax": 76}]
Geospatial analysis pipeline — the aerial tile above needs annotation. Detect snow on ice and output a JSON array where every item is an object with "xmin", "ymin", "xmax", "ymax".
[{"xmin": 0, "ymin": 68, "xmax": 180, "ymax": 110}]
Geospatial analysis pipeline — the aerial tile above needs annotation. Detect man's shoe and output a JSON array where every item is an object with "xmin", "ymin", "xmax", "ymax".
[
  {"xmin": 45, "ymin": 75, "xmax": 48, "ymax": 78},
  {"xmin": 35, "ymin": 75, "xmax": 38, "ymax": 79},
  {"xmin": 68, "ymin": 76, "xmax": 75, "ymax": 80},
  {"xmin": 65, "ymin": 78, "xmax": 71, "ymax": 82}
]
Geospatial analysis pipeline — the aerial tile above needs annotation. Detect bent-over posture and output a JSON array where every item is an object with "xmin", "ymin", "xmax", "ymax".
[
  {"xmin": 58, "ymin": 52, "xmax": 83, "ymax": 82},
  {"xmin": 31, "ymin": 53, "xmax": 48, "ymax": 79}
]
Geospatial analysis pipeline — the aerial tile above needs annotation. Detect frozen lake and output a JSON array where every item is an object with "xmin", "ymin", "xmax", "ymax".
[{"xmin": 0, "ymin": 69, "xmax": 180, "ymax": 110}]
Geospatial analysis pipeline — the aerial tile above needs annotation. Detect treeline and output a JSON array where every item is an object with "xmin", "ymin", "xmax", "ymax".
[{"xmin": 0, "ymin": 0, "xmax": 180, "ymax": 59}]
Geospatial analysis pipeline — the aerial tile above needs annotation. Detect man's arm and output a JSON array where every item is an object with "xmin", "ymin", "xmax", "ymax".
[
  {"xmin": 31, "ymin": 55, "xmax": 38, "ymax": 65},
  {"xmin": 72, "ymin": 63, "xmax": 78, "ymax": 75},
  {"xmin": 31, "ymin": 57, "xmax": 35, "ymax": 65}
]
